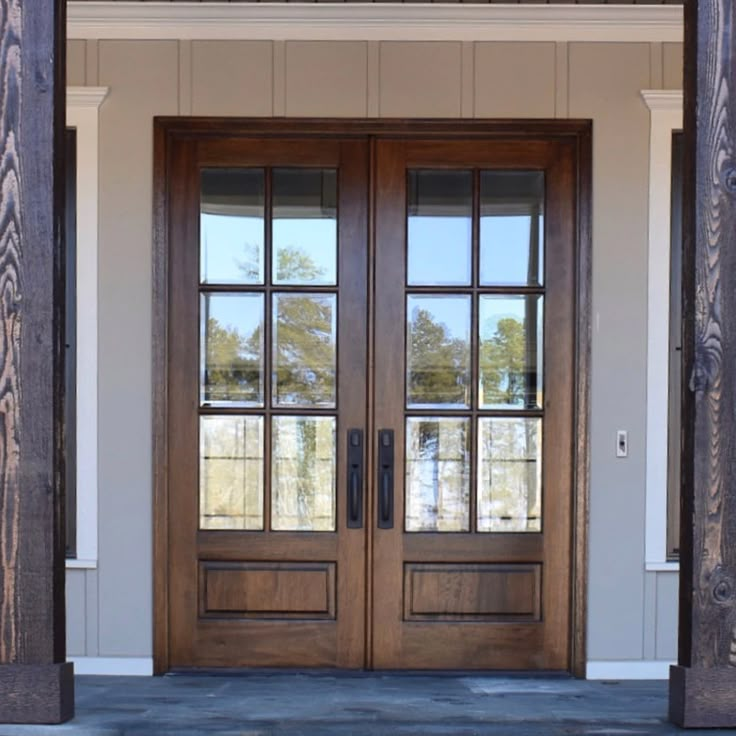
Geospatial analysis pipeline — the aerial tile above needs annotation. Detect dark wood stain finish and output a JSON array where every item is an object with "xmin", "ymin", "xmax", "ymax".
[
  {"xmin": 371, "ymin": 134, "xmax": 579, "ymax": 671},
  {"xmin": 0, "ymin": 0, "xmax": 74, "ymax": 724},
  {"xmin": 670, "ymin": 0, "xmax": 736, "ymax": 728},
  {"xmin": 153, "ymin": 118, "xmax": 591, "ymax": 675}
]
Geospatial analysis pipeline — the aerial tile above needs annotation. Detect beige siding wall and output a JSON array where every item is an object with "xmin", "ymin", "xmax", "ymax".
[{"xmin": 65, "ymin": 37, "xmax": 683, "ymax": 666}]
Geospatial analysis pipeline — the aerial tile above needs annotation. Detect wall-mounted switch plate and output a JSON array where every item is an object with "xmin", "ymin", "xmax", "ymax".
[{"xmin": 616, "ymin": 430, "xmax": 628, "ymax": 458}]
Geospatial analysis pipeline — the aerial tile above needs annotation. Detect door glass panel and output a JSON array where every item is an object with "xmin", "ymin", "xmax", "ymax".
[
  {"xmin": 273, "ymin": 168, "xmax": 337, "ymax": 286},
  {"xmin": 405, "ymin": 417, "xmax": 470, "ymax": 532},
  {"xmin": 200, "ymin": 168, "xmax": 265, "ymax": 285},
  {"xmin": 478, "ymin": 295, "xmax": 543, "ymax": 410},
  {"xmin": 272, "ymin": 416, "xmax": 336, "ymax": 531},
  {"xmin": 480, "ymin": 171, "xmax": 544, "ymax": 286},
  {"xmin": 201, "ymin": 293, "xmax": 264, "ymax": 407},
  {"xmin": 407, "ymin": 170, "xmax": 472, "ymax": 286},
  {"xmin": 272, "ymin": 293, "xmax": 337, "ymax": 408},
  {"xmin": 200, "ymin": 415, "xmax": 264, "ymax": 530},
  {"xmin": 407, "ymin": 295, "xmax": 471, "ymax": 409},
  {"xmin": 478, "ymin": 417, "xmax": 542, "ymax": 532}
]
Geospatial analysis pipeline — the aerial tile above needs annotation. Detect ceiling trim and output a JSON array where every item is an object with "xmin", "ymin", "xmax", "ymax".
[{"xmin": 67, "ymin": 2, "xmax": 683, "ymax": 43}]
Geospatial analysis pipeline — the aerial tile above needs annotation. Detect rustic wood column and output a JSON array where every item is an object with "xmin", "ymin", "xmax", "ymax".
[
  {"xmin": 0, "ymin": 0, "xmax": 74, "ymax": 725},
  {"xmin": 670, "ymin": 0, "xmax": 736, "ymax": 727}
]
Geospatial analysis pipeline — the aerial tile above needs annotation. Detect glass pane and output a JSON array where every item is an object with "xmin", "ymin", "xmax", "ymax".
[
  {"xmin": 405, "ymin": 417, "xmax": 470, "ymax": 532},
  {"xmin": 480, "ymin": 171, "xmax": 544, "ymax": 286},
  {"xmin": 201, "ymin": 168, "xmax": 265, "ymax": 285},
  {"xmin": 272, "ymin": 416, "xmax": 336, "ymax": 531},
  {"xmin": 273, "ymin": 168, "xmax": 337, "ymax": 286},
  {"xmin": 272, "ymin": 293, "xmax": 337, "ymax": 408},
  {"xmin": 479, "ymin": 295, "xmax": 543, "ymax": 410},
  {"xmin": 201, "ymin": 293, "xmax": 264, "ymax": 407},
  {"xmin": 407, "ymin": 170, "xmax": 472, "ymax": 286},
  {"xmin": 407, "ymin": 295, "xmax": 471, "ymax": 409},
  {"xmin": 200, "ymin": 415, "xmax": 264, "ymax": 530},
  {"xmin": 478, "ymin": 418, "xmax": 542, "ymax": 533}
]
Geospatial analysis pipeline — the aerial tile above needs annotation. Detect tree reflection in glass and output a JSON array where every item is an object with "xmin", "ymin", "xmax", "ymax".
[
  {"xmin": 407, "ymin": 296, "xmax": 471, "ymax": 409},
  {"xmin": 273, "ymin": 292, "xmax": 336, "ymax": 408},
  {"xmin": 478, "ymin": 417, "xmax": 541, "ymax": 533},
  {"xmin": 200, "ymin": 415, "xmax": 264, "ymax": 530},
  {"xmin": 479, "ymin": 296, "xmax": 543, "ymax": 410},
  {"xmin": 405, "ymin": 417, "xmax": 470, "ymax": 532},
  {"xmin": 201, "ymin": 293, "xmax": 264, "ymax": 406},
  {"xmin": 272, "ymin": 416, "xmax": 336, "ymax": 531},
  {"xmin": 200, "ymin": 168, "xmax": 265, "ymax": 285},
  {"xmin": 273, "ymin": 168, "xmax": 337, "ymax": 286}
]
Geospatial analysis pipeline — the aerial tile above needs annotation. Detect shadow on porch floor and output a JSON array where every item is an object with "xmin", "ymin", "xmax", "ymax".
[{"xmin": 0, "ymin": 673, "xmax": 731, "ymax": 735}]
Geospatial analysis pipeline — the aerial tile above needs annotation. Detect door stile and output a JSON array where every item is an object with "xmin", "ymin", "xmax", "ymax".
[
  {"xmin": 364, "ymin": 136, "xmax": 378, "ymax": 670},
  {"xmin": 168, "ymin": 137, "xmax": 201, "ymax": 666},
  {"xmin": 372, "ymin": 140, "xmax": 409, "ymax": 668},
  {"xmin": 335, "ymin": 139, "xmax": 370, "ymax": 667},
  {"xmin": 539, "ymin": 142, "xmax": 576, "ymax": 669}
]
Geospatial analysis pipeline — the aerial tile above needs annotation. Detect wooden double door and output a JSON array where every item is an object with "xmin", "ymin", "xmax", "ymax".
[{"xmin": 160, "ymin": 121, "xmax": 582, "ymax": 672}]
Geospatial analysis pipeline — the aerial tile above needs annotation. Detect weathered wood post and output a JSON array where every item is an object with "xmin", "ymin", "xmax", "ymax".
[
  {"xmin": 0, "ymin": 0, "xmax": 74, "ymax": 724},
  {"xmin": 670, "ymin": 0, "xmax": 736, "ymax": 727}
]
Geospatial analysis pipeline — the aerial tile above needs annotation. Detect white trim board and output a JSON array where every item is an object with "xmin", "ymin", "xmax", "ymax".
[
  {"xmin": 66, "ymin": 86, "xmax": 109, "ymax": 569},
  {"xmin": 69, "ymin": 657, "xmax": 154, "ymax": 676},
  {"xmin": 587, "ymin": 660, "xmax": 674, "ymax": 681},
  {"xmin": 67, "ymin": 2, "xmax": 683, "ymax": 42},
  {"xmin": 641, "ymin": 89, "xmax": 682, "ymax": 573}
]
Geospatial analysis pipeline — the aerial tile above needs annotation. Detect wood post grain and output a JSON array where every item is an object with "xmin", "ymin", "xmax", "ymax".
[
  {"xmin": 670, "ymin": 0, "xmax": 736, "ymax": 727},
  {"xmin": 0, "ymin": 0, "xmax": 73, "ymax": 724}
]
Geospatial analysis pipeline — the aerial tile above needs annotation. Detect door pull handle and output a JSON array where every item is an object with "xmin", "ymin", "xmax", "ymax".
[
  {"xmin": 347, "ymin": 429, "xmax": 363, "ymax": 529},
  {"xmin": 378, "ymin": 429, "xmax": 394, "ymax": 529}
]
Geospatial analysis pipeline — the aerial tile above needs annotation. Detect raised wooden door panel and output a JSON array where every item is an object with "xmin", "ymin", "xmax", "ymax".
[
  {"xmin": 371, "ymin": 138, "xmax": 577, "ymax": 670},
  {"xmin": 166, "ymin": 134, "xmax": 369, "ymax": 668}
]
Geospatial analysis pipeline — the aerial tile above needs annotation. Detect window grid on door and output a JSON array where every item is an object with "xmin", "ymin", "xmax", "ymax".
[
  {"xmin": 198, "ymin": 166, "xmax": 339, "ymax": 533},
  {"xmin": 403, "ymin": 168, "xmax": 545, "ymax": 534}
]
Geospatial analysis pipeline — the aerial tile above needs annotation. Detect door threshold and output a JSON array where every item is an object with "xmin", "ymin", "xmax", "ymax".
[{"xmin": 166, "ymin": 668, "xmax": 574, "ymax": 679}]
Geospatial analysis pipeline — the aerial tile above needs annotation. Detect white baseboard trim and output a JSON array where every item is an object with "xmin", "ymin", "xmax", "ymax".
[
  {"xmin": 69, "ymin": 656, "xmax": 154, "ymax": 676},
  {"xmin": 586, "ymin": 660, "xmax": 674, "ymax": 680}
]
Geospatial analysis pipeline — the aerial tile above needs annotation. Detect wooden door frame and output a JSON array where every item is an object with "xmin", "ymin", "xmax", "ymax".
[{"xmin": 152, "ymin": 117, "xmax": 592, "ymax": 676}]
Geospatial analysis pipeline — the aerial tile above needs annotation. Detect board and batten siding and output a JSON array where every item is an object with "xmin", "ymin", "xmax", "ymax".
[{"xmin": 64, "ymin": 37, "xmax": 683, "ymax": 670}]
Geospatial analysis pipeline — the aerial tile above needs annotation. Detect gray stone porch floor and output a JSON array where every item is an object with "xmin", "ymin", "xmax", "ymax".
[{"xmin": 0, "ymin": 673, "xmax": 731, "ymax": 735}]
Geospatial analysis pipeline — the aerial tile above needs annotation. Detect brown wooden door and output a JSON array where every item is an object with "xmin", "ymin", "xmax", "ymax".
[
  {"xmin": 166, "ymin": 135, "xmax": 369, "ymax": 668},
  {"xmin": 371, "ymin": 138, "xmax": 576, "ymax": 670},
  {"xmin": 161, "ymin": 124, "xmax": 580, "ymax": 672}
]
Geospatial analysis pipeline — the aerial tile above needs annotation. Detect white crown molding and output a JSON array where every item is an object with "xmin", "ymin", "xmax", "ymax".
[
  {"xmin": 641, "ymin": 89, "xmax": 684, "ymax": 111},
  {"xmin": 67, "ymin": 86, "xmax": 110, "ymax": 108},
  {"xmin": 67, "ymin": 2, "xmax": 683, "ymax": 43}
]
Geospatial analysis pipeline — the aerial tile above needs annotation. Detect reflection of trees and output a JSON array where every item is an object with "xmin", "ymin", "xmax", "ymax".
[
  {"xmin": 406, "ymin": 419, "xmax": 469, "ymax": 532},
  {"xmin": 480, "ymin": 317, "xmax": 526, "ymax": 406},
  {"xmin": 234, "ymin": 241, "xmax": 262, "ymax": 282},
  {"xmin": 271, "ymin": 249, "xmax": 335, "ymax": 529},
  {"xmin": 479, "ymin": 419, "xmax": 540, "ymax": 533},
  {"xmin": 272, "ymin": 417, "xmax": 335, "ymax": 531},
  {"xmin": 274, "ymin": 293, "xmax": 335, "ymax": 406},
  {"xmin": 205, "ymin": 315, "xmax": 262, "ymax": 404},
  {"xmin": 200, "ymin": 416, "xmax": 263, "ymax": 530},
  {"xmin": 272, "ymin": 247, "xmax": 335, "ymax": 407},
  {"xmin": 275, "ymin": 242, "xmax": 325, "ymax": 284},
  {"xmin": 409, "ymin": 308, "xmax": 469, "ymax": 406}
]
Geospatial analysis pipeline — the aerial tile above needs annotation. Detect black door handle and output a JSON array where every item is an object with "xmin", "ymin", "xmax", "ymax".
[
  {"xmin": 378, "ymin": 429, "xmax": 394, "ymax": 529},
  {"xmin": 347, "ymin": 429, "xmax": 363, "ymax": 529}
]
